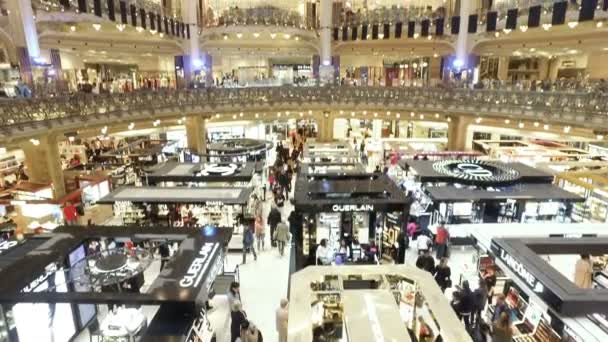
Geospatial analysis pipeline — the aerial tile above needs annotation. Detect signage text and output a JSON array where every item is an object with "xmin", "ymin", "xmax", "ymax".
[
  {"xmin": 332, "ymin": 204, "xmax": 374, "ymax": 212},
  {"xmin": 180, "ymin": 243, "xmax": 219, "ymax": 288}
]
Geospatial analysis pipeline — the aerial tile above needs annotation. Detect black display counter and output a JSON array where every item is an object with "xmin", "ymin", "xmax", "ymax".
[
  {"xmin": 401, "ymin": 159, "xmax": 583, "ymax": 226},
  {"xmin": 299, "ymin": 161, "xmax": 366, "ymax": 176},
  {"xmin": 0, "ymin": 225, "xmax": 231, "ymax": 342},
  {"xmin": 98, "ymin": 186, "xmax": 253, "ymax": 206},
  {"xmin": 202, "ymin": 138, "xmax": 272, "ymax": 163},
  {"xmin": 292, "ymin": 173, "xmax": 408, "ymax": 269},
  {"xmin": 485, "ymin": 237, "xmax": 608, "ymax": 341},
  {"xmin": 146, "ymin": 161, "xmax": 258, "ymax": 185}
]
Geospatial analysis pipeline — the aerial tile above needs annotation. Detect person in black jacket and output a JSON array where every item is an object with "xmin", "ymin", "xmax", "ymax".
[
  {"xmin": 415, "ymin": 249, "xmax": 435, "ymax": 273},
  {"xmin": 396, "ymin": 229, "xmax": 409, "ymax": 264},
  {"xmin": 433, "ymin": 257, "xmax": 451, "ymax": 293},
  {"xmin": 267, "ymin": 204, "xmax": 282, "ymax": 247},
  {"xmin": 456, "ymin": 280, "xmax": 475, "ymax": 331},
  {"xmin": 278, "ymin": 170, "xmax": 289, "ymax": 200},
  {"xmin": 230, "ymin": 300, "xmax": 247, "ymax": 342}
]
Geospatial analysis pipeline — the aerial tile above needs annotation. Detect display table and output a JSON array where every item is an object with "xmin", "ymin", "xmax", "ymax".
[{"xmin": 100, "ymin": 307, "xmax": 147, "ymax": 340}]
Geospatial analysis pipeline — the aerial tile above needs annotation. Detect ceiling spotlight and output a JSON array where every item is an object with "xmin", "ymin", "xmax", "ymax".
[
  {"xmin": 542, "ymin": 23, "xmax": 552, "ymax": 31},
  {"xmin": 92, "ymin": 23, "xmax": 101, "ymax": 31},
  {"xmin": 568, "ymin": 21, "xmax": 578, "ymax": 28},
  {"xmin": 232, "ymin": 114, "xmax": 236, "ymax": 119},
  {"xmin": 396, "ymin": 113, "xmax": 401, "ymax": 118},
  {"xmin": 518, "ymin": 122, "xmax": 524, "ymax": 128},
  {"xmin": 505, "ymin": 119, "xmax": 510, "ymax": 124},
  {"xmin": 475, "ymin": 117, "xmax": 482, "ymax": 123},
  {"xmin": 284, "ymin": 34, "xmax": 291, "ymax": 39},
  {"xmin": 295, "ymin": 36, "xmax": 300, "ymax": 41},
  {"xmin": 433, "ymin": 53, "xmax": 439, "ymax": 58},
  {"xmin": 236, "ymin": 33, "xmax": 243, "ymax": 39},
  {"xmin": 597, "ymin": 21, "xmax": 604, "ymax": 28},
  {"xmin": 410, "ymin": 112, "xmax": 415, "ymax": 117},
  {"xmin": 543, "ymin": 124, "xmax": 549, "ymax": 130},
  {"xmin": 419, "ymin": 114, "xmax": 424, "ymax": 119},
  {"xmin": 519, "ymin": 25, "xmax": 528, "ymax": 32},
  {"xmin": 70, "ymin": 25, "xmax": 76, "ymax": 32},
  {"xmin": 116, "ymin": 24, "xmax": 125, "ymax": 31},
  {"xmin": 598, "ymin": 135, "xmax": 604, "ymax": 140},
  {"xmin": 30, "ymin": 138, "xmax": 40, "ymax": 146},
  {"xmin": 215, "ymin": 114, "xmax": 220, "ymax": 118},
  {"xmin": 413, "ymin": 33, "xmax": 420, "ymax": 39},
  {"xmin": 386, "ymin": 111, "xmax": 391, "ymax": 115},
  {"xmin": 68, "ymin": 136, "xmax": 75, "ymax": 142},
  {"xmin": 494, "ymin": 32, "xmax": 500, "ymax": 37},
  {"xmin": 253, "ymin": 32, "xmax": 260, "ymax": 38},
  {"xmin": 563, "ymin": 126, "xmax": 571, "ymax": 133},
  {"xmin": 300, "ymin": 112, "xmax": 303, "ymax": 117},
  {"xmin": 223, "ymin": 35, "xmax": 228, "ymax": 40},
  {"xmin": 446, "ymin": 117, "xmax": 451, "ymax": 122},
  {"xmin": 178, "ymin": 119, "xmax": 183, "ymax": 124},
  {"xmin": 534, "ymin": 122, "xmax": 540, "ymax": 127},
  {"xmin": 270, "ymin": 33, "xmax": 277, "ymax": 39},
  {"xmin": 128, "ymin": 122, "xmax": 135, "ymax": 130},
  {"xmin": 503, "ymin": 28, "xmax": 512, "ymax": 34},
  {"xmin": 374, "ymin": 112, "xmax": 378, "ymax": 117},
  {"xmin": 434, "ymin": 113, "xmax": 439, "ymax": 118},
  {"xmin": 101, "ymin": 126, "xmax": 108, "ymax": 134},
  {"xmin": 136, "ymin": 26, "xmax": 144, "ymax": 33},
  {"xmin": 159, "ymin": 33, "xmax": 164, "ymax": 38}
]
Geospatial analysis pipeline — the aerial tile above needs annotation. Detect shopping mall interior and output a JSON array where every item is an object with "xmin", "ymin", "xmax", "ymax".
[{"xmin": 2, "ymin": 0, "xmax": 608, "ymax": 341}]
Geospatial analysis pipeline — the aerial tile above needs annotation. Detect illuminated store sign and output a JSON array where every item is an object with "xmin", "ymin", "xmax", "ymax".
[
  {"xmin": 199, "ymin": 164, "xmax": 237, "ymax": 176},
  {"xmin": 180, "ymin": 243, "xmax": 219, "ymax": 288},
  {"xmin": 496, "ymin": 246, "xmax": 545, "ymax": 294},
  {"xmin": 332, "ymin": 204, "xmax": 375, "ymax": 212},
  {"xmin": 433, "ymin": 160, "xmax": 521, "ymax": 184}
]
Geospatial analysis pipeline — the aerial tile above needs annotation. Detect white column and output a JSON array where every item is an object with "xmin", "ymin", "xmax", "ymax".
[
  {"xmin": 455, "ymin": 0, "xmax": 472, "ymax": 68},
  {"xmin": 182, "ymin": 0, "xmax": 200, "ymax": 69},
  {"xmin": 7, "ymin": 0, "xmax": 41, "ymax": 60},
  {"xmin": 319, "ymin": 0, "xmax": 333, "ymax": 84}
]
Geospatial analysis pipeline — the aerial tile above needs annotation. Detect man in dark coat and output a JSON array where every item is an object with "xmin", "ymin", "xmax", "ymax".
[{"xmin": 267, "ymin": 204, "xmax": 282, "ymax": 247}]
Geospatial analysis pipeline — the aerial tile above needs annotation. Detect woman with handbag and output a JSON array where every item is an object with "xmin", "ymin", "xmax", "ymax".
[{"xmin": 433, "ymin": 257, "xmax": 452, "ymax": 293}]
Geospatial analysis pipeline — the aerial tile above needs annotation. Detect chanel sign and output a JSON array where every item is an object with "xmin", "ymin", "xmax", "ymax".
[{"xmin": 432, "ymin": 160, "xmax": 521, "ymax": 185}]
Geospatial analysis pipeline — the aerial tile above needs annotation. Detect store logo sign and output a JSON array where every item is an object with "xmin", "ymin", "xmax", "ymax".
[
  {"xmin": 199, "ymin": 163, "xmax": 237, "ymax": 176},
  {"xmin": 433, "ymin": 160, "xmax": 520, "ymax": 184},
  {"xmin": 0, "ymin": 240, "xmax": 18, "ymax": 255},
  {"xmin": 180, "ymin": 243, "xmax": 219, "ymax": 288},
  {"xmin": 332, "ymin": 204, "xmax": 374, "ymax": 212},
  {"xmin": 499, "ymin": 248, "xmax": 544, "ymax": 293}
]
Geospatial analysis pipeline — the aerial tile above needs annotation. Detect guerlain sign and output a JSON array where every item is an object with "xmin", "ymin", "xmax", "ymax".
[
  {"xmin": 332, "ymin": 204, "xmax": 375, "ymax": 212},
  {"xmin": 180, "ymin": 243, "xmax": 219, "ymax": 288}
]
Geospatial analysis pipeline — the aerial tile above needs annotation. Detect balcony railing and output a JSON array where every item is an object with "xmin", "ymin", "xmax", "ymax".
[
  {"xmin": 206, "ymin": 7, "xmax": 306, "ymax": 28},
  {"xmin": 0, "ymin": 86, "xmax": 607, "ymax": 136}
]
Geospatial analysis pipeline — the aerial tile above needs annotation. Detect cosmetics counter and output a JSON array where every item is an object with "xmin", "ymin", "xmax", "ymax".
[
  {"xmin": 205, "ymin": 138, "xmax": 271, "ymax": 163},
  {"xmin": 99, "ymin": 138, "xmax": 176, "ymax": 167},
  {"xmin": 302, "ymin": 142, "xmax": 360, "ymax": 164},
  {"xmin": 292, "ymin": 173, "xmax": 407, "ymax": 269},
  {"xmin": 553, "ymin": 168, "xmax": 608, "ymax": 223},
  {"xmin": 473, "ymin": 140, "xmax": 596, "ymax": 167},
  {"xmin": 0, "ymin": 226, "xmax": 232, "ymax": 342},
  {"xmin": 98, "ymin": 186, "xmax": 253, "ymax": 249},
  {"xmin": 64, "ymin": 162, "xmax": 139, "ymax": 190},
  {"xmin": 400, "ymin": 159, "xmax": 583, "ymax": 231},
  {"xmin": 288, "ymin": 265, "xmax": 471, "ymax": 342},
  {"xmin": 459, "ymin": 237, "xmax": 608, "ymax": 342}
]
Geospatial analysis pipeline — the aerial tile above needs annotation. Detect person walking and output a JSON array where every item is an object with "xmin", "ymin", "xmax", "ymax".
[
  {"xmin": 274, "ymin": 220, "xmax": 290, "ymax": 256},
  {"xmin": 278, "ymin": 170, "xmax": 289, "ymax": 200},
  {"xmin": 254, "ymin": 215, "xmax": 265, "ymax": 251},
  {"xmin": 416, "ymin": 232, "xmax": 433, "ymax": 254},
  {"xmin": 227, "ymin": 281, "xmax": 241, "ymax": 310},
  {"xmin": 492, "ymin": 311, "xmax": 514, "ymax": 342},
  {"xmin": 241, "ymin": 320, "xmax": 263, "ymax": 342},
  {"xmin": 396, "ymin": 228, "xmax": 409, "ymax": 264},
  {"xmin": 242, "ymin": 223, "xmax": 257, "ymax": 264},
  {"xmin": 62, "ymin": 201, "xmax": 79, "ymax": 225},
  {"xmin": 230, "ymin": 300, "xmax": 247, "ymax": 342},
  {"xmin": 276, "ymin": 299, "xmax": 289, "ymax": 342},
  {"xmin": 415, "ymin": 249, "xmax": 435, "ymax": 273},
  {"xmin": 457, "ymin": 280, "xmax": 475, "ymax": 331},
  {"xmin": 267, "ymin": 204, "xmax": 282, "ymax": 247},
  {"xmin": 433, "ymin": 257, "xmax": 451, "ymax": 293},
  {"xmin": 574, "ymin": 254, "xmax": 593, "ymax": 288},
  {"xmin": 473, "ymin": 278, "xmax": 489, "ymax": 326},
  {"xmin": 435, "ymin": 222, "xmax": 450, "ymax": 259}
]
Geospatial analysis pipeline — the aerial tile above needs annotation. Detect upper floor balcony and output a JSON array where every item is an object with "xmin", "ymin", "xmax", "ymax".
[
  {"xmin": 0, "ymin": 85, "xmax": 607, "ymax": 142},
  {"xmin": 204, "ymin": 6, "xmax": 309, "ymax": 29}
]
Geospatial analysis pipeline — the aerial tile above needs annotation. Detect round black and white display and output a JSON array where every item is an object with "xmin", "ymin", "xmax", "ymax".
[
  {"xmin": 432, "ymin": 159, "xmax": 521, "ymax": 185},
  {"xmin": 199, "ymin": 163, "xmax": 238, "ymax": 176}
]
